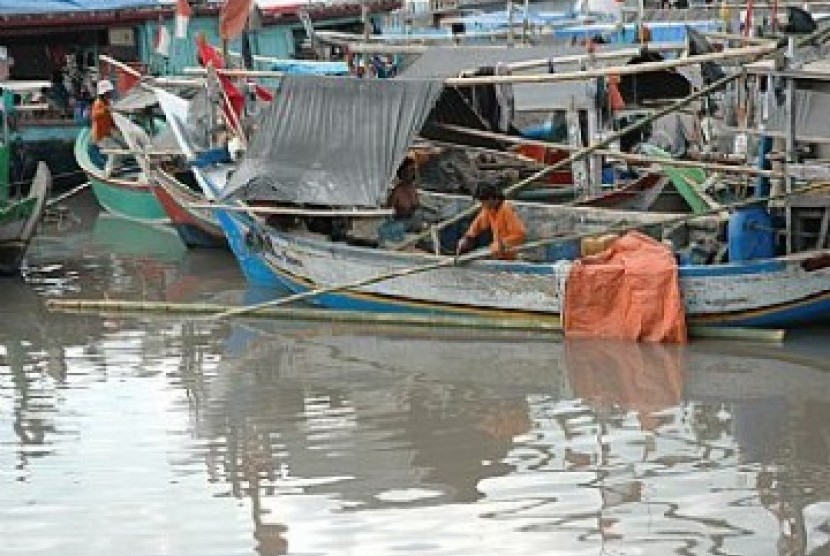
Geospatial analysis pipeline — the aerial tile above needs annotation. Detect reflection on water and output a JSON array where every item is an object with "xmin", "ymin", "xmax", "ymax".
[{"xmin": 1, "ymin": 197, "xmax": 829, "ymax": 556}]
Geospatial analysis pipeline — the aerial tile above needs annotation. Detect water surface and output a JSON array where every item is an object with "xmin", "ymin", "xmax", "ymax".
[{"xmin": 1, "ymin": 195, "xmax": 829, "ymax": 555}]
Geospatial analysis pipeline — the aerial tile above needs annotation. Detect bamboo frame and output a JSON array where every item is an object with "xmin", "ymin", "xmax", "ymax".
[{"xmin": 435, "ymin": 123, "xmax": 785, "ymax": 178}]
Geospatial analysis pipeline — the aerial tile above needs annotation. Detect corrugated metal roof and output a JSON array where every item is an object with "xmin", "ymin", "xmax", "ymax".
[{"xmin": 0, "ymin": 0, "xmax": 162, "ymax": 15}]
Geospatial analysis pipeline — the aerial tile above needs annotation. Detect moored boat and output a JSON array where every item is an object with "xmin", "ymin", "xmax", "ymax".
[
  {"xmin": 153, "ymin": 169, "xmax": 227, "ymax": 249},
  {"xmin": 0, "ymin": 160, "xmax": 51, "ymax": 275},
  {"xmin": 159, "ymin": 70, "xmax": 830, "ymax": 330},
  {"xmin": 74, "ymin": 127, "xmax": 169, "ymax": 224},
  {"xmin": 0, "ymin": 110, "xmax": 52, "ymax": 274}
]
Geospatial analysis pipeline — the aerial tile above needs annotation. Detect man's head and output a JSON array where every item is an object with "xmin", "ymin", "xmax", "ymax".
[
  {"xmin": 396, "ymin": 155, "xmax": 418, "ymax": 183},
  {"xmin": 475, "ymin": 182, "xmax": 504, "ymax": 209}
]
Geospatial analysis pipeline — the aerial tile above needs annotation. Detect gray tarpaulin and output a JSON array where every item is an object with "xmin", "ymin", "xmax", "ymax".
[
  {"xmin": 765, "ymin": 89, "xmax": 830, "ymax": 140},
  {"xmin": 222, "ymin": 76, "xmax": 444, "ymax": 207}
]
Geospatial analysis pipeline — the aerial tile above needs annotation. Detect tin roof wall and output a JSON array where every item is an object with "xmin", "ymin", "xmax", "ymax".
[{"xmin": 0, "ymin": 0, "xmax": 162, "ymax": 14}]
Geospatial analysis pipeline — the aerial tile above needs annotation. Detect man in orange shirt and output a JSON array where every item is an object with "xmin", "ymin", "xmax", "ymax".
[
  {"xmin": 90, "ymin": 80, "xmax": 124, "ymax": 175},
  {"xmin": 456, "ymin": 182, "xmax": 527, "ymax": 260},
  {"xmin": 91, "ymin": 79, "xmax": 115, "ymax": 143}
]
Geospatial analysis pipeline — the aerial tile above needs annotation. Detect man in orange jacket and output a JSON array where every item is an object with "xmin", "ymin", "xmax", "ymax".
[
  {"xmin": 91, "ymin": 79, "xmax": 115, "ymax": 143},
  {"xmin": 456, "ymin": 182, "xmax": 527, "ymax": 260}
]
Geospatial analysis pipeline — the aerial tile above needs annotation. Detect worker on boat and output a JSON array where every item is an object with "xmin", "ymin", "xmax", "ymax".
[
  {"xmin": 456, "ymin": 182, "xmax": 527, "ymax": 260},
  {"xmin": 378, "ymin": 155, "xmax": 425, "ymax": 245},
  {"xmin": 90, "ymin": 79, "xmax": 121, "ymax": 175},
  {"xmin": 387, "ymin": 155, "xmax": 421, "ymax": 227},
  {"xmin": 91, "ymin": 79, "xmax": 115, "ymax": 144}
]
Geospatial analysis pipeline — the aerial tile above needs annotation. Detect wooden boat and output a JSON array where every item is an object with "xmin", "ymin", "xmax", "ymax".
[
  {"xmin": 159, "ymin": 74, "xmax": 830, "ymax": 329},
  {"xmin": 152, "ymin": 169, "xmax": 228, "ymax": 249},
  {"xmin": 0, "ymin": 112, "xmax": 52, "ymax": 275},
  {"xmin": 73, "ymin": 127, "xmax": 168, "ymax": 224},
  {"xmin": 0, "ymin": 160, "xmax": 51, "ymax": 275},
  {"xmin": 213, "ymin": 207, "xmax": 830, "ymax": 328}
]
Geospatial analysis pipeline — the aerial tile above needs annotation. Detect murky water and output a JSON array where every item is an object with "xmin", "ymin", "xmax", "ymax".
[{"xmin": 2, "ymin": 194, "xmax": 829, "ymax": 556}]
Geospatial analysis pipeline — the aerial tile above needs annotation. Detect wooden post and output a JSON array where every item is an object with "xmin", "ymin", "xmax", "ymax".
[
  {"xmin": 362, "ymin": 3, "xmax": 371, "ymax": 74},
  {"xmin": 785, "ymin": 37, "xmax": 796, "ymax": 254}
]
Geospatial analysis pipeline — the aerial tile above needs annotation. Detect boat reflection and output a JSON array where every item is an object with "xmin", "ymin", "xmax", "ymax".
[{"xmin": 187, "ymin": 318, "xmax": 830, "ymax": 555}]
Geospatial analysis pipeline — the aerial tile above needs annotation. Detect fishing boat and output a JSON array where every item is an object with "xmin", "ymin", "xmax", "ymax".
[
  {"xmin": 0, "ymin": 112, "xmax": 52, "ymax": 275},
  {"xmin": 74, "ymin": 125, "xmax": 169, "ymax": 224},
  {"xmin": 159, "ymin": 72, "xmax": 830, "ymax": 329},
  {"xmin": 153, "ymin": 168, "xmax": 228, "ymax": 248}
]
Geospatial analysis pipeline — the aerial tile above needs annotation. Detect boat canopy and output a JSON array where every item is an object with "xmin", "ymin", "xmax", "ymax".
[
  {"xmin": 0, "ymin": 0, "xmax": 160, "ymax": 14},
  {"xmin": 222, "ymin": 75, "xmax": 443, "ymax": 207}
]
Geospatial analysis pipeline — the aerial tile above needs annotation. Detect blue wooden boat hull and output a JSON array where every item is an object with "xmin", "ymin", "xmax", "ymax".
[{"xmin": 216, "ymin": 210, "xmax": 830, "ymax": 329}]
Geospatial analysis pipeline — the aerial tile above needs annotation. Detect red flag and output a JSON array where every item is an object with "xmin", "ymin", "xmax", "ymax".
[
  {"xmin": 252, "ymin": 84, "xmax": 273, "ymax": 102},
  {"xmin": 196, "ymin": 34, "xmax": 245, "ymax": 119},
  {"xmin": 175, "ymin": 0, "xmax": 193, "ymax": 39},
  {"xmin": 219, "ymin": 0, "xmax": 253, "ymax": 41}
]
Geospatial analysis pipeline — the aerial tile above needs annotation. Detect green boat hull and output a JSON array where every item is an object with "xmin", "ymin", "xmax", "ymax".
[
  {"xmin": 74, "ymin": 128, "xmax": 168, "ymax": 224},
  {"xmin": 0, "ymin": 140, "xmax": 51, "ymax": 274}
]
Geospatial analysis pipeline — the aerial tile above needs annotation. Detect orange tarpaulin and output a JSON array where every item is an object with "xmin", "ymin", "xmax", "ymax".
[{"xmin": 563, "ymin": 231, "xmax": 688, "ymax": 343}]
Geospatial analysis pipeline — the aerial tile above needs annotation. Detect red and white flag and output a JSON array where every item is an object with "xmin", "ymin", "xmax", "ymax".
[
  {"xmin": 220, "ymin": 0, "xmax": 254, "ymax": 41},
  {"xmin": 156, "ymin": 21, "xmax": 172, "ymax": 57},
  {"xmin": 175, "ymin": 0, "xmax": 192, "ymax": 39}
]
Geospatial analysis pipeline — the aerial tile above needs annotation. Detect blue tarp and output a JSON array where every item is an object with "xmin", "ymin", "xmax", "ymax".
[
  {"xmin": 0, "ymin": 0, "xmax": 161, "ymax": 14},
  {"xmin": 269, "ymin": 60, "xmax": 350, "ymax": 76}
]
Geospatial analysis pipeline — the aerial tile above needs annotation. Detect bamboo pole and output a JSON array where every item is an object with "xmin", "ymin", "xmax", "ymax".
[
  {"xmin": 702, "ymin": 31, "xmax": 777, "ymax": 45},
  {"xmin": 444, "ymin": 44, "xmax": 776, "ymax": 86},
  {"xmin": 503, "ymin": 43, "xmax": 688, "ymax": 72},
  {"xmin": 187, "ymin": 203, "xmax": 394, "ymax": 218},
  {"xmin": 99, "ymin": 55, "xmax": 201, "ymax": 87},
  {"xmin": 101, "ymin": 148, "xmax": 183, "ymax": 156},
  {"xmin": 46, "ymin": 299, "xmax": 562, "ymax": 332},
  {"xmin": 183, "ymin": 67, "xmax": 285, "ymax": 78},
  {"xmin": 211, "ymin": 179, "xmax": 830, "ymax": 321},
  {"xmin": 46, "ymin": 182, "xmax": 90, "ymax": 208},
  {"xmin": 688, "ymin": 325, "xmax": 785, "ymax": 342},
  {"xmin": 435, "ymin": 123, "xmax": 785, "ymax": 178},
  {"xmin": 43, "ymin": 298, "xmax": 787, "ymax": 342}
]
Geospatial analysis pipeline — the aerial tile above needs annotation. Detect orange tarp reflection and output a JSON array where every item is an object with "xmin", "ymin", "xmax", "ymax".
[
  {"xmin": 563, "ymin": 231, "xmax": 688, "ymax": 343},
  {"xmin": 566, "ymin": 340, "xmax": 686, "ymax": 431}
]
